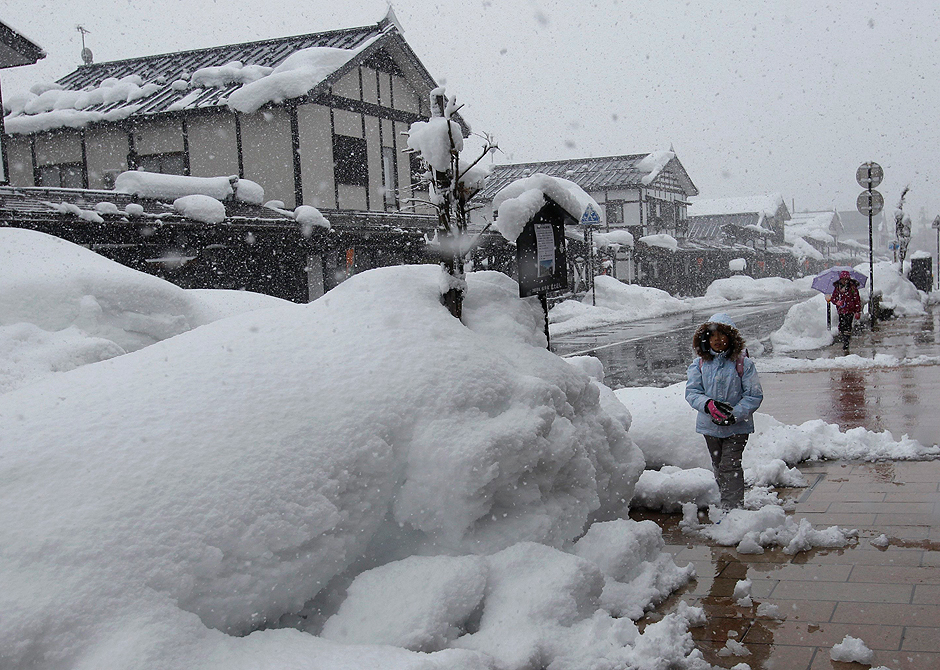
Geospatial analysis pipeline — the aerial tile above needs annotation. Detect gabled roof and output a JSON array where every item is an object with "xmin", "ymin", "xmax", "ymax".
[
  {"xmin": 0, "ymin": 20, "xmax": 45, "ymax": 69},
  {"xmin": 475, "ymin": 153, "xmax": 699, "ymax": 202},
  {"xmin": 4, "ymin": 12, "xmax": 445, "ymax": 134}
]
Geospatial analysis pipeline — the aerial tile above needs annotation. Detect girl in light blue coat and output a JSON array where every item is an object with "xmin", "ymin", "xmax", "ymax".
[{"xmin": 685, "ymin": 313, "xmax": 763, "ymax": 509}]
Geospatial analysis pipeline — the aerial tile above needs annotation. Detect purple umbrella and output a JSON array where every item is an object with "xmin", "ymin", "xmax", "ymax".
[{"xmin": 811, "ymin": 266, "xmax": 868, "ymax": 294}]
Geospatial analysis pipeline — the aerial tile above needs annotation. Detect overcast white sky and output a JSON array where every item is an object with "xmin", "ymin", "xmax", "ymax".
[{"xmin": 3, "ymin": 0, "xmax": 939, "ymax": 225}]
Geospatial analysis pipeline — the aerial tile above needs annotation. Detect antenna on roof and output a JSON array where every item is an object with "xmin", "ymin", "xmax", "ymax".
[{"xmin": 76, "ymin": 25, "xmax": 93, "ymax": 64}]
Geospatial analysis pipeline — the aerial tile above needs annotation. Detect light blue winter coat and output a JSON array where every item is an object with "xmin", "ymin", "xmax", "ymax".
[{"xmin": 685, "ymin": 314, "xmax": 764, "ymax": 437}]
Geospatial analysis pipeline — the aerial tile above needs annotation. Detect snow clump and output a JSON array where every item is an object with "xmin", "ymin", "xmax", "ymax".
[
  {"xmin": 830, "ymin": 635, "xmax": 875, "ymax": 664},
  {"xmin": 492, "ymin": 172, "xmax": 602, "ymax": 243},
  {"xmin": 173, "ymin": 194, "xmax": 226, "ymax": 224}
]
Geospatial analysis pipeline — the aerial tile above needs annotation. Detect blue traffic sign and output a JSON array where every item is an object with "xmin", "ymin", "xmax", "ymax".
[{"xmin": 580, "ymin": 203, "xmax": 602, "ymax": 226}]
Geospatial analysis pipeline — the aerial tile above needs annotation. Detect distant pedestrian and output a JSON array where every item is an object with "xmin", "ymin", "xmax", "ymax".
[
  {"xmin": 685, "ymin": 313, "xmax": 764, "ymax": 511},
  {"xmin": 830, "ymin": 271, "xmax": 862, "ymax": 352}
]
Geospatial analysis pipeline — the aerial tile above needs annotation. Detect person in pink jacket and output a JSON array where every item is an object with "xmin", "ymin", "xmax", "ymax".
[{"xmin": 830, "ymin": 271, "xmax": 862, "ymax": 352}]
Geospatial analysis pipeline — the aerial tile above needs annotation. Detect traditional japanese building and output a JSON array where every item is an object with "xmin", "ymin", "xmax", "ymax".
[
  {"xmin": 0, "ymin": 11, "xmax": 452, "ymax": 301},
  {"xmin": 0, "ymin": 19, "xmax": 46, "ymax": 184}
]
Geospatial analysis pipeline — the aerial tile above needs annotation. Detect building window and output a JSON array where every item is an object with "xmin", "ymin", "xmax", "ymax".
[
  {"xmin": 38, "ymin": 163, "xmax": 83, "ymax": 188},
  {"xmin": 137, "ymin": 152, "xmax": 186, "ymax": 175},
  {"xmin": 605, "ymin": 202, "xmax": 623, "ymax": 224},
  {"xmin": 333, "ymin": 134, "xmax": 368, "ymax": 186},
  {"xmin": 382, "ymin": 145, "xmax": 397, "ymax": 206}
]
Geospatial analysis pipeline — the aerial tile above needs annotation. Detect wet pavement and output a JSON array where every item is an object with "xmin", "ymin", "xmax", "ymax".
[
  {"xmin": 625, "ymin": 303, "xmax": 940, "ymax": 668},
  {"xmin": 760, "ymin": 304, "xmax": 940, "ymax": 448},
  {"xmin": 634, "ymin": 459, "xmax": 940, "ymax": 669}
]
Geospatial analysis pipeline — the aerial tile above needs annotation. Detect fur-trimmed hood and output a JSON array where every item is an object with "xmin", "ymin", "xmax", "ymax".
[{"xmin": 692, "ymin": 313, "xmax": 746, "ymax": 361}]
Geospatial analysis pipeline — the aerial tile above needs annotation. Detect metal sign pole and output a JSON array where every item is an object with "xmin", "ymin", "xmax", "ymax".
[
  {"xmin": 539, "ymin": 291, "xmax": 551, "ymax": 350},
  {"xmin": 869, "ymin": 198, "xmax": 875, "ymax": 330}
]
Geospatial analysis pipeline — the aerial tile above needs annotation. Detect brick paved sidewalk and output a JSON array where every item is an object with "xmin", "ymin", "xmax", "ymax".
[{"xmin": 635, "ymin": 459, "xmax": 940, "ymax": 670}]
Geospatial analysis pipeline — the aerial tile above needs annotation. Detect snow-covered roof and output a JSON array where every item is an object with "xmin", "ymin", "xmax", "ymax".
[
  {"xmin": 687, "ymin": 194, "xmax": 787, "ymax": 219},
  {"xmin": 638, "ymin": 234, "xmax": 679, "ymax": 252},
  {"xmin": 491, "ymin": 173, "xmax": 602, "ymax": 243},
  {"xmin": 788, "ymin": 210, "xmax": 843, "ymax": 236},
  {"xmin": 2, "ymin": 12, "xmax": 436, "ymax": 133},
  {"xmin": 475, "ymin": 152, "xmax": 699, "ymax": 202}
]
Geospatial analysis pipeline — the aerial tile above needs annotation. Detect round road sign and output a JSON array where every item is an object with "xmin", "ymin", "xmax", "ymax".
[
  {"xmin": 857, "ymin": 189, "xmax": 884, "ymax": 216},
  {"xmin": 856, "ymin": 162, "xmax": 884, "ymax": 189}
]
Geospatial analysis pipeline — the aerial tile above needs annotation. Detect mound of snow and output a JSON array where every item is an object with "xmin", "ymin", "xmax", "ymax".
[
  {"xmin": 0, "ymin": 265, "xmax": 653, "ymax": 669},
  {"xmin": 632, "ymin": 466, "xmax": 719, "ymax": 512},
  {"xmin": 705, "ymin": 275, "xmax": 814, "ymax": 302},
  {"xmin": 0, "ymin": 228, "xmax": 289, "ymax": 394}
]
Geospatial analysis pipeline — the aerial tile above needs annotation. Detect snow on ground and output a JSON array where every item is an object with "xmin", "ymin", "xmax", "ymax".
[
  {"xmin": 0, "ymin": 240, "xmax": 729, "ymax": 669},
  {"xmin": 757, "ymin": 353, "xmax": 940, "ymax": 373},
  {"xmin": 0, "ymin": 228, "xmax": 290, "ymax": 394},
  {"xmin": 771, "ymin": 261, "xmax": 927, "ymax": 352},
  {"xmin": 615, "ymin": 382, "xmax": 940, "ymax": 479},
  {"xmin": 550, "ymin": 273, "xmax": 815, "ymax": 337}
]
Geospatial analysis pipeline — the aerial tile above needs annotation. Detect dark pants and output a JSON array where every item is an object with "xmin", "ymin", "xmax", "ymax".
[
  {"xmin": 838, "ymin": 313, "xmax": 854, "ymax": 350},
  {"xmin": 704, "ymin": 433, "xmax": 749, "ymax": 509}
]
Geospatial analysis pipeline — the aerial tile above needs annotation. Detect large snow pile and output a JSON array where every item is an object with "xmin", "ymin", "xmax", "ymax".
[
  {"xmin": 550, "ymin": 276, "xmax": 688, "ymax": 336},
  {"xmin": 0, "ymin": 261, "xmax": 729, "ymax": 669},
  {"xmin": 771, "ymin": 262, "xmax": 926, "ymax": 352},
  {"xmin": 0, "ymin": 228, "xmax": 289, "ymax": 394}
]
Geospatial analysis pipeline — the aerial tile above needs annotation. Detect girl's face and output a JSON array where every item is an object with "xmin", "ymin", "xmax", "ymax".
[{"xmin": 709, "ymin": 330, "xmax": 729, "ymax": 352}]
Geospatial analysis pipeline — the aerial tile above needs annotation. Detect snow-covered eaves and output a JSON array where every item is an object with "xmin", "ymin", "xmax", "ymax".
[
  {"xmin": 687, "ymin": 193, "xmax": 786, "ymax": 219},
  {"xmin": 0, "ymin": 185, "xmax": 295, "ymax": 228},
  {"xmin": 2, "ymin": 12, "xmax": 434, "ymax": 133},
  {"xmin": 0, "ymin": 20, "xmax": 45, "ymax": 69},
  {"xmin": 475, "ymin": 152, "xmax": 699, "ymax": 203}
]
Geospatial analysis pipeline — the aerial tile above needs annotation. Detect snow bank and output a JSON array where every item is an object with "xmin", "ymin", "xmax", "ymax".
[
  {"xmin": 550, "ymin": 276, "xmax": 689, "ymax": 336},
  {"xmin": 0, "ymin": 228, "xmax": 289, "ymax": 394},
  {"xmin": 705, "ymin": 275, "xmax": 814, "ymax": 303},
  {"xmin": 758, "ymin": 353, "xmax": 940, "ymax": 373},
  {"xmin": 492, "ymin": 173, "xmax": 603, "ymax": 243},
  {"xmin": 327, "ymin": 525, "xmax": 697, "ymax": 669},
  {"xmin": 681, "ymin": 504, "xmax": 858, "ymax": 555},
  {"xmin": 0, "ymin": 264, "xmax": 668, "ymax": 669},
  {"xmin": 772, "ymin": 261, "xmax": 926, "ymax": 352},
  {"xmin": 549, "ymin": 273, "xmax": 812, "ymax": 337},
  {"xmin": 614, "ymin": 382, "xmax": 940, "ymax": 482},
  {"xmin": 632, "ymin": 466, "xmax": 719, "ymax": 512}
]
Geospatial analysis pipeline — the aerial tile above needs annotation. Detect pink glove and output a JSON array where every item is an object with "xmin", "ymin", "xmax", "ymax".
[{"xmin": 706, "ymin": 400, "xmax": 728, "ymax": 422}]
